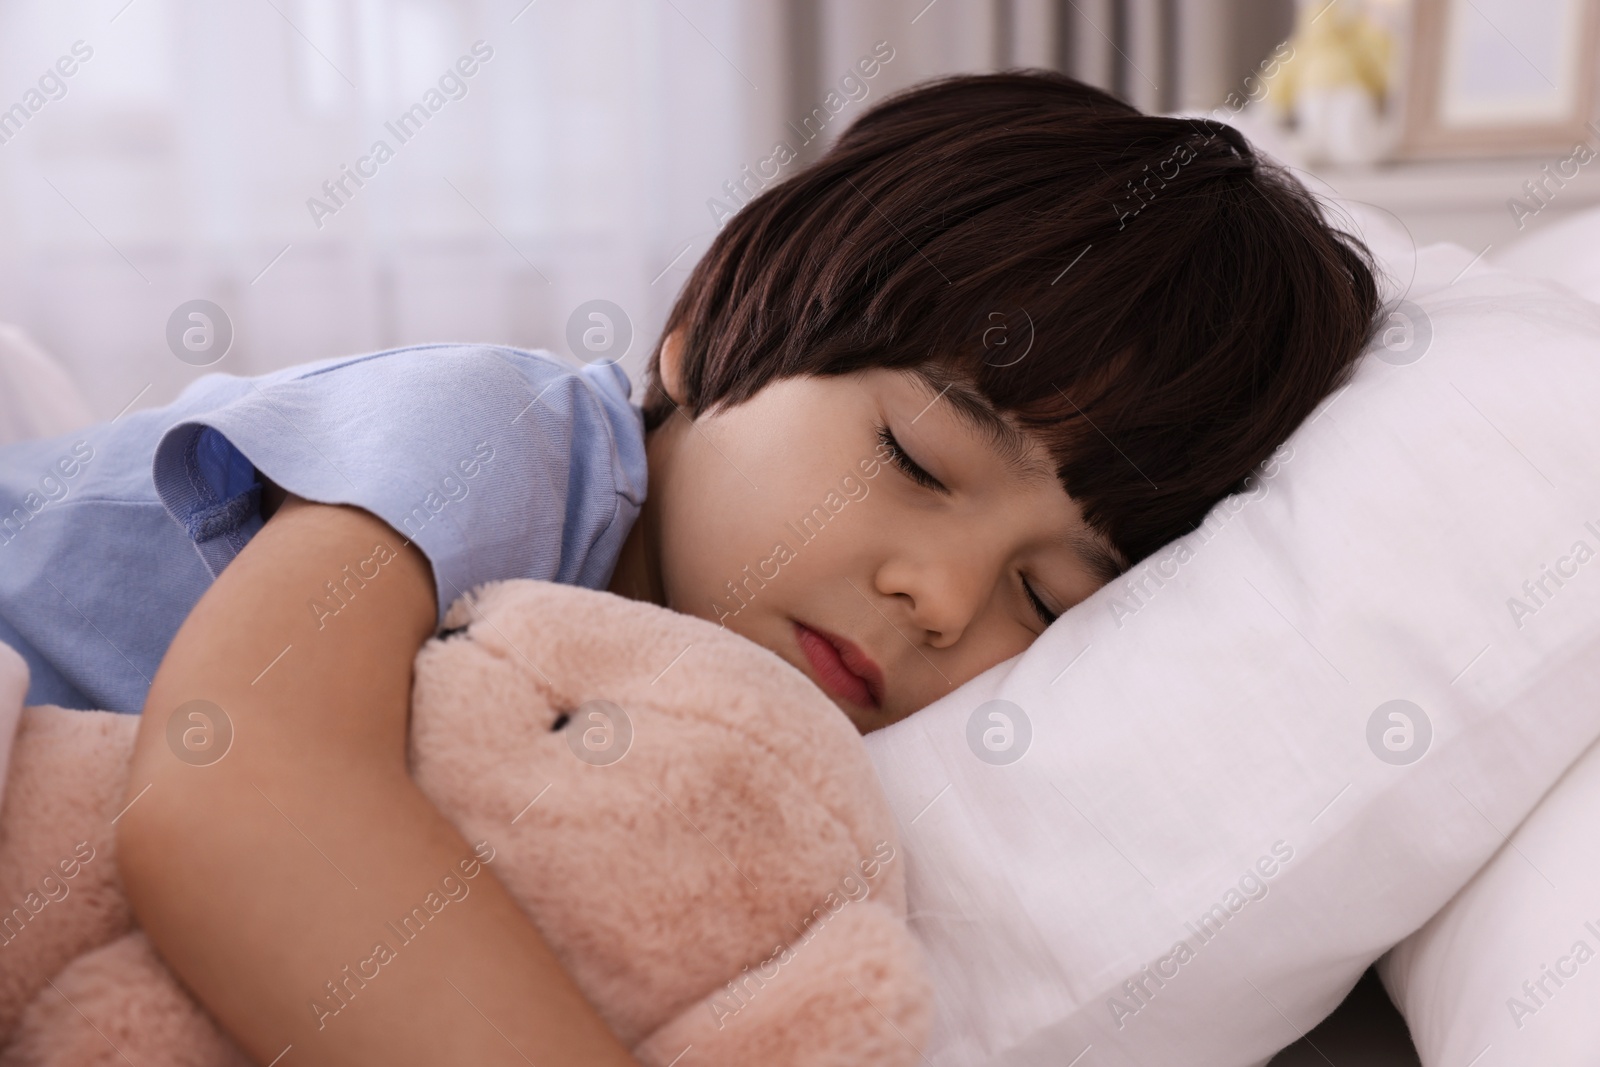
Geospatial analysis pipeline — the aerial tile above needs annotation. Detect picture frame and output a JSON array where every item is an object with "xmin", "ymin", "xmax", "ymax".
[{"xmin": 1401, "ymin": 0, "xmax": 1600, "ymax": 158}]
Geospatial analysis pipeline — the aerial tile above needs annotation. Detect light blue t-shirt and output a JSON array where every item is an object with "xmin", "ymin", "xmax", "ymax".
[{"xmin": 0, "ymin": 344, "xmax": 647, "ymax": 713}]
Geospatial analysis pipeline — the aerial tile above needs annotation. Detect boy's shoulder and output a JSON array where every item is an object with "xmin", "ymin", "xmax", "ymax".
[
  {"xmin": 148, "ymin": 342, "xmax": 647, "ymax": 617},
  {"xmin": 236, "ymin": 343, "xmax": 637, "ymax": 408},
  {"xmin": 165, "ymin": 342, "xmax": 645, "ymax": 463}
]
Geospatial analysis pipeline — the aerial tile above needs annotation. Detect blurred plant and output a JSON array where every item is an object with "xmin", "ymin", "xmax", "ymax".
[{"xmin": 1262, "ymin": 0, "xmax": 1398, "ymax": 165}]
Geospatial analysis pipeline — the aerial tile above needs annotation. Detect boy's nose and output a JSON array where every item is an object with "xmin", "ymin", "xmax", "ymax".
[{"xmin": 873, "ymin": 557, "xmax": 989, "ymax": 650}]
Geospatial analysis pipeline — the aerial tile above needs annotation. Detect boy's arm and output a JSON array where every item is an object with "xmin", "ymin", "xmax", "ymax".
[{"xmin": 115, "ymin": 495, "xmax": 636, "ymax": 1067}]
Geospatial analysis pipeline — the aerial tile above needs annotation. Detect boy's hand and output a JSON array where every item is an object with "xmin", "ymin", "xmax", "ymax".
[{"xmin": 116, "ymin": 495, "xmax": 636, "ymax": 1066}]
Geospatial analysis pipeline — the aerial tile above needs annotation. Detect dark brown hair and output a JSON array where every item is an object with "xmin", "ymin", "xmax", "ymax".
[{"xmin": 642, "ymin": 71, "xmax": 1380, "ymax": 567}]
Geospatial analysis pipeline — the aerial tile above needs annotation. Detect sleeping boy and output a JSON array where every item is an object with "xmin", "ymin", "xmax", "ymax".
[{"xmin": 0, "ymin": 72, "xmax": 1379, "ymax": 1064}]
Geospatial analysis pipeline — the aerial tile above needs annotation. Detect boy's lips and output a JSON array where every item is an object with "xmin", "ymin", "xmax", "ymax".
[{"xmin": 792, "ymin": 620, "xmax": 885, "ymax": 710}]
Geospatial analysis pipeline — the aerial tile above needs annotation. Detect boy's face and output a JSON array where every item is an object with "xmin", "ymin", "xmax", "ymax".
[{"xmin": 613, "ymin": 357, "xmax": 1121, "ymax": 733}]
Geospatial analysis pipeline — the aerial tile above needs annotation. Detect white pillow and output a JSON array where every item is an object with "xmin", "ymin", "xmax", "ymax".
[
  {"xmin": 863, "ymin": 243, "xmax": 1600, "ymax": 1066},
  {"xmin": 1490, "ymin": 203, "xmax": 1600, "ymax": 308},
  {"xmin": 1373, "ymin": 213, "xmax": 1600, "ymax": 1067},
  {"xmin": 1380, "ymin": 733, "xmax": 1600, "ymax": 1066}
]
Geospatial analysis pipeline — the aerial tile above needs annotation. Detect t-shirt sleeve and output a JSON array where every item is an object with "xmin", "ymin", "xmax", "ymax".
[{"xmin": 150, "ymin": 345, "xmax": 646, "ymax": 626}]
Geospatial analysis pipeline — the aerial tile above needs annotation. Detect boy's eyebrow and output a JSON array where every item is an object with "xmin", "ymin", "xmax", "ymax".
[
  {"xmin": 906, "ymin": 366, "xmax": 1055, "ymax": 488},
  {"xmin": 1058, "ymin": 527, "xmax": 1128, "ymax": 584}
]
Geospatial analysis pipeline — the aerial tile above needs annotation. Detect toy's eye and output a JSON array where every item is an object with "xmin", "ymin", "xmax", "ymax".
[
  {"xmin": 439, "ymin": 625, "xmax": 469, "ymax": 639},
  {"xmin": 550, "ymin": 712, "xmax": 571, "ymax": 732}
]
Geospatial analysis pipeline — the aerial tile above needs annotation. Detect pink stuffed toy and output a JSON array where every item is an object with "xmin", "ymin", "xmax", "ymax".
[{"xmin": 0, "ymin": 579, "xmax": 931, "ymax": 1065}]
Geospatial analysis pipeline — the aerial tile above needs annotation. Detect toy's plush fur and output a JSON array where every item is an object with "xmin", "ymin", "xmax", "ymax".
[{"xmin": 0, "ymin": 580, "xmax": 931, "ymax": 1065}]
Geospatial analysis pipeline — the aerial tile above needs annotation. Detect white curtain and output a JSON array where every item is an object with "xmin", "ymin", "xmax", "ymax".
[
  {"xmin": 0, "ymin": 0, "xmax": 1283, "ymax": 421},
  {"xmin": 0, "ymin": 0, "xmax": 768, "ymax": 417}
]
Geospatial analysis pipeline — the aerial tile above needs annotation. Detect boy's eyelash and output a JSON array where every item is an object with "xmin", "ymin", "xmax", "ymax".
[
  {"xmin": 876, "ymin": 424, "xmax": 947, "ymax": 493},
  {"xmin": 1022, "ymin": 576, "xmax": 1059, "ymax": 627}
]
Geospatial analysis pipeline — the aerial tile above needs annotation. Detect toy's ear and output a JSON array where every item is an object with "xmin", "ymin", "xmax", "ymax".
[{"xmin": 631, "ymin": 900, "xmax": 931, "ymax": 1067}]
